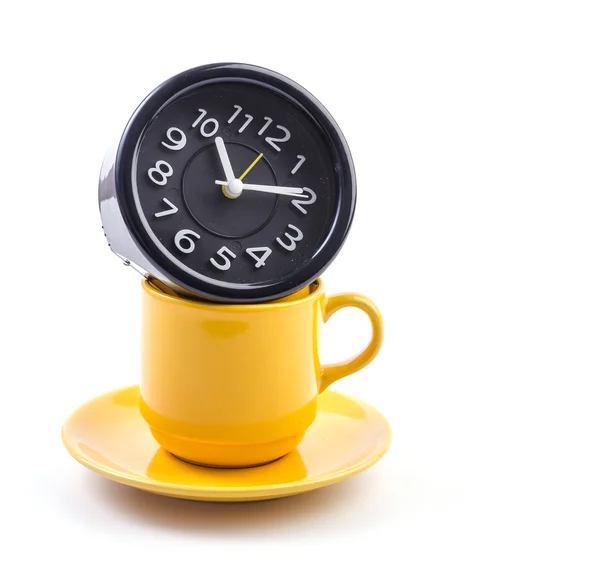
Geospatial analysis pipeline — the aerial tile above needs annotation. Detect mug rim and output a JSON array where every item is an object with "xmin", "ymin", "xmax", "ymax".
[{"xmin": 143, "ymin": 278, "xmax": 325, "ymax": 310}]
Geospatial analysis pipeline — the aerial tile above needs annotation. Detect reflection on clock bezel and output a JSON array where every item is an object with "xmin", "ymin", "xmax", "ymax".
[{"xmin": 115, "ymin": 63, "xmax": 355, "ymax": 302}]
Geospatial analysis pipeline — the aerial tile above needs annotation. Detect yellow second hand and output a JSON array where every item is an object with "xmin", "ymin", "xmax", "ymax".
[
  {"xmin": 239, "ymin": 153, "xmax": 264, "ymax": 181},
  {"xmin": 220, "ymin": 152, "xmax": 264, "ymax": 199}
]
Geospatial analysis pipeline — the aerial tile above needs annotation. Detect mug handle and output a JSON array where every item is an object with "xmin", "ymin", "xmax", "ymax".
[{"xmin": 319, "ymin": 293, "xmax": 384, "ymax": 392}]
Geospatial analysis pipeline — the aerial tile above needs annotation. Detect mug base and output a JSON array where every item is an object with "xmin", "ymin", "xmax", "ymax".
[
  {"xmin": 149, "ymin": 426, "xmax": 305, "ymax": 468},
  {"xmin": 172, "ymin": 454, "xmax": 284, "ymax": 469}
]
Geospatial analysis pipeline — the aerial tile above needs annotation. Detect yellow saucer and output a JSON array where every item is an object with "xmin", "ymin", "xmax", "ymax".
[{"xmin": 62, "ymin": 385, "xmax": 391, "ymax": 502}]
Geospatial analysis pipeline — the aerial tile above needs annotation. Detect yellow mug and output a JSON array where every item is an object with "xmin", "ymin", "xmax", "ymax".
[{"xmin": 140, "ymin": 278, "xmax": 384, "ymax": 468}]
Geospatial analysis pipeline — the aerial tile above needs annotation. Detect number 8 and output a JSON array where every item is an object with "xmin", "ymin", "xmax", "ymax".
[{"xmin": 148, "ymin": 160, "xmax": 173, "ymax": 186}]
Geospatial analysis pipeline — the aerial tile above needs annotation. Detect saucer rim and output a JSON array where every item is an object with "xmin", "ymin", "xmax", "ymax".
[{"xmin": 62, "ymin": 385, "xmax": 392, "ymax": 501}]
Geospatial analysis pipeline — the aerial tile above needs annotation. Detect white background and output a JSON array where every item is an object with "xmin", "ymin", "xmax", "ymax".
[{"xmin": 1, "ymin": 1, "xmax": 599, "ymax": 562}]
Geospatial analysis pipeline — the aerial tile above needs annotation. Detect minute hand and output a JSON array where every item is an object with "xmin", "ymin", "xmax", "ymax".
[{"xmin": 214, "ymin": 180, "xmax": 306, "ymax": 197}]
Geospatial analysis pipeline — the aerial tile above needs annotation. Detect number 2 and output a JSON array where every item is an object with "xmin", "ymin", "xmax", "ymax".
[
  {"xmin": 291, "ymin": 188, "xmax": 316, "ymax": 215},
  {"xmin": 265, "ymin": 125, "xmax": 291, "ymax": 152}
]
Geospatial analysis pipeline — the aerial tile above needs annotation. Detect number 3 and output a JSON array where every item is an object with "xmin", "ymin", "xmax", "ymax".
[{"xmin": 276, "ymin": 224, "xmax": 303, "ymax": 251}]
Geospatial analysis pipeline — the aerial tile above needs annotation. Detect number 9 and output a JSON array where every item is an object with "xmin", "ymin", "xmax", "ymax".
[{"xmin": 161, "ymin": 127, "xmax": 187, "ymax": 151}]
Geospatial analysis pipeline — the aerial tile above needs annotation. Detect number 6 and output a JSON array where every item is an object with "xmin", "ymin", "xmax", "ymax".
[{"xmin": 174, "ymin": 229, "xmax": 200, "ymax": 254}]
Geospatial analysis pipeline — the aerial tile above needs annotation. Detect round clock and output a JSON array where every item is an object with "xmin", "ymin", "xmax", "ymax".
[{"xmin": 99, "ymin": 63, "xmax": 356, "ymax": 302}]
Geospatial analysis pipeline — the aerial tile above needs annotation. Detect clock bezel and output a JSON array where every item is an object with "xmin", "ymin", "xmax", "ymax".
[{"xmin": 114, "ymin": 62, "xmax": 356, "ymax": 303}]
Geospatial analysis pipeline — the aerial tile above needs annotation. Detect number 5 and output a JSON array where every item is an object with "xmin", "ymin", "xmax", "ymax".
[{"xmin": 210, "ymin": 246, "xmax": 236, "ymax": 271}]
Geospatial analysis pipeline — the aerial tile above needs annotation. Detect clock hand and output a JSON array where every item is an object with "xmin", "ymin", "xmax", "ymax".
[
  {"xmin": 218, "ymin": 152, "xmax": 264, "ymax": 198},
  {"xmin": 215, "ymin": 149, "xmax": 304, "ymax": 198},
  {"xmin": 239, "ymin": 153, "xmax": 264, "ymax": 181},
  {"xmin": 215, "ymin": 180, "xmax": 307, "ymax": 197},
  {"xmin": 214, "ymin": 137, "xmax": 235, "ymax": 183},
  {"xmin": 242, "ymin": 183, "xmax": 306, "ymax": 196}
]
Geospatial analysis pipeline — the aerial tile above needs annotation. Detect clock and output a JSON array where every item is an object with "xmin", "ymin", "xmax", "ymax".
[{"xmin": 99, "ymin": 63, "xmax": 356, "ymax": 302}]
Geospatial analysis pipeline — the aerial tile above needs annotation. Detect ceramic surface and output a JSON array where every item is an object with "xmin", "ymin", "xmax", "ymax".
[
  {"xmin": 140, "ymin": 278, "xmax": 384, "ymax": 466},
  {"xmin": 62, "ymin": 385, "xmax": 391, "ymax": 502}
]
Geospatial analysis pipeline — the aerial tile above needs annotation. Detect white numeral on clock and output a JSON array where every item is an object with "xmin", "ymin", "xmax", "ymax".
[
  {"xmin": 238, "ymin": 114, "xmax": 254, "ymax": 133},
  {"xmin": 291, "ymin": 188, "xmax": 316, "ymax": 215},
  {"xmin": 148, "ymin": 160, "xmax": 173, "ymax": 186},
  {"xmin": 154, "ymin": 198, "xmax": 178, "ymax": 217},
  {"xmin": 227, "ymin": 105, "xmax": 255, "ymax": 134},
  {"xmin": 174, "ymin": 229, "xmax": 200, "ymax": 254},
  {"xmin": 291, "ymin": 155, "xmax": 306, "ymax": 174},
  {"xmin": 228, "ymin": 105, "xmax": 243, "ymax": 123},
  {"xmin": 210, "ymin": 246, "xmax": 236, "ymax": 271},
  {"xmin": 191, "ymin": 109, "xmax": 207, "ymax": 127},
  {"xmin": 161, "ymin": 127, "xmax": 187, "ymax": 151},
  {"xmin": 265, "ymin": 125, "xmax": 291, "ymax": 152},
  {"xmin": 192, "ymin": 109, "xmax": 219, "ymax": 137},
  {"xmin": 246, "ymin": 246, "xmax": 272, "ymax": 268},
  {"xmin": 258, "ymin": 117, "xmax": 273, "ymax": 136},
  {"xmin": 276, "ymin": 224, "xmax": 303, "ymax": 251}
]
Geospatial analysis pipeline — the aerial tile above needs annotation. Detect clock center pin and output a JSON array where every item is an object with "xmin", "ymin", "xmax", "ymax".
[{"xmin": 225, "ymin": 178, "xmax": 244, "ymax": 198}]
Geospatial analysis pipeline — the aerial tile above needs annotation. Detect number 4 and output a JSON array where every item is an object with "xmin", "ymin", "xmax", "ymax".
[{"xmin": 246, "ymin": 247, "xmax": 272, "ymax": 268}]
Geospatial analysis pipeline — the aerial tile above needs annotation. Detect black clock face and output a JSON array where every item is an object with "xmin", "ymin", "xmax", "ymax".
[{"xmin": 116, "ymin": 64, "xmax": 355, "ymax": 302}]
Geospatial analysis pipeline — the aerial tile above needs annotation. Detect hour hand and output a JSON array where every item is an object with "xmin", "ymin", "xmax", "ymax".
[{"xmin": 215, "ymin": 136, "xmax": 235, "ymax": 183}]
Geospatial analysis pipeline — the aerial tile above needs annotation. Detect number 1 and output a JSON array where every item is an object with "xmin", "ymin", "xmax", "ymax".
[
  {"xmin": 291, "ymin": 155, "xmax": 306, "ymax": 175},
  {"xmin": 238, "ymin": 114, "xmax": 254, "ymax": 133},
  {"xmin": 228, "ymin": 105, "xmax": 243, "ymax": 123},
  {"xmin": 191, "ymin": 109, "xmax": 207, "ymax": 128},
  {"xmin": 258, "ymin": 116, "xmax": 273, "ymax": 136}
]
